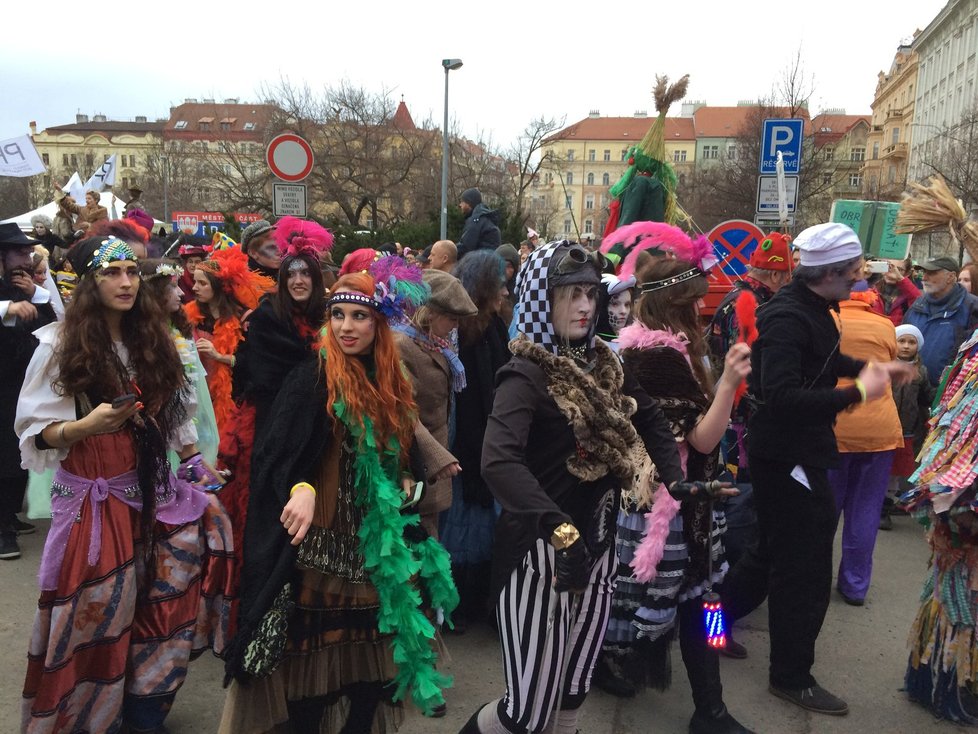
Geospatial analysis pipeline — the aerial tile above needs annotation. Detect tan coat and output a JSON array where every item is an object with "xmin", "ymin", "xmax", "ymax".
[{"xmin": 395, "ymin": 332, "xmax": 458, "ymax": 527}]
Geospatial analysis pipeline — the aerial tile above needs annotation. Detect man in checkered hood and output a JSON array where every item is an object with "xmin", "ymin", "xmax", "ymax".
[{"xmin": 465, "ymin": 241, "xmax": 691, "ymax": 734}]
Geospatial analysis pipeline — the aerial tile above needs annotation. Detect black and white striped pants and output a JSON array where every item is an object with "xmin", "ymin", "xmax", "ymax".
[{"xmin": 495, "ymin": 538, "xmax": 617, "ymax": 734}]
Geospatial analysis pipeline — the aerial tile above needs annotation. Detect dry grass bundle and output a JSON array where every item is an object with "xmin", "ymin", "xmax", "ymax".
[{"xmin": 896, "ymin": 175, "xmax": 978, "ymax": 262}]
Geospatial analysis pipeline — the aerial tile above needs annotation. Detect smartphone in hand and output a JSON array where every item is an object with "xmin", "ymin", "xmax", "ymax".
[{"xmin": 112, "ymin": 393, "xmax": 137, "ymax": 409}]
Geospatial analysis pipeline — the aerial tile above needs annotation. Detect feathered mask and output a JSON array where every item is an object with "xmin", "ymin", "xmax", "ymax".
[
  {"xmin": 600, "ymin": 220, "xmax": 717, "ymax": 279},
  {"xmin": 367, "ymin": 255, "xmax": 429, "ymax": 321},
  {"xmin": 198, "ymin": 246, "xmax": 274, "ymax": 311},
  {"xmin": 274, "ymin": 216, "xmax": 335, "ymax": 259}
]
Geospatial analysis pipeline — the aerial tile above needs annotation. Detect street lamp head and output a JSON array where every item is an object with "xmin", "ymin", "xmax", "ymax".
[{"xmin": 442, "ymin": 58, "xmax": 463, "ymax": 71}]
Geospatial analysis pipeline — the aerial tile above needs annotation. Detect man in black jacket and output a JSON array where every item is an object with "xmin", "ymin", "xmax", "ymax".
[
  {"xmin": 0, "ymin": 224, "xmax": 58, "ymax": 559},
  {"xmin": 723, "ymin": 222, "xmax": 911, "ymax": 717},
  {"xmin": 457, "ymin": 188, "xmax": 501, "ymax": 259}
]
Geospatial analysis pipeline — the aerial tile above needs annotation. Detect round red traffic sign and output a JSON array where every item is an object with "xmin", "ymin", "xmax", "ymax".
[
  {"xmin": 708, "ymin": 219, "xmax": 765, "ymax": 276},
  {"xmin": 266, "ymin": 133, "xmax": 314, "ymax": 182}
]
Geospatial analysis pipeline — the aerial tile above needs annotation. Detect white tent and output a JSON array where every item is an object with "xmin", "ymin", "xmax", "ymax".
[{"xmin": 1, "ymin": 191, "xmax": 166, "ymax": 233}]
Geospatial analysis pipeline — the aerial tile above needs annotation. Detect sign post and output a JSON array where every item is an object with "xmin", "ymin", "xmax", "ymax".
[
  {"xmin": 266, "ymin": 133, "xmax": 313, "ymax": 217},
  {"xmin": 759, "ymin": 119, "xmax": 804, "ymax": 174}
]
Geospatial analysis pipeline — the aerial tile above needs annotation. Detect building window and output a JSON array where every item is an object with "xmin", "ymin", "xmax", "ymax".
[
  {"xmin": 567, "ymin": 149, "xmax": 575, "ymax": 161},
  {"xmin": 621, "ymin": 148, "xmax": 628, "ymax": 161},
  {"xmin": 563, "ymin": 218, "xmax": 572, "ymax": 234},
  {"xmin": 584, "ymin": 219, "xmax": 593, "ymax": 234},
  {"xmin": 85, "ymin": 154, "xmax": 94, "ymax": 168},
  {"xmin": 243, "ymin": 122, "xmax": 256, "ymax": 131},
  {"xmin": 727, "ymin": 144, "xmax": 737, "ymax": 160},
  {"xmin": 70, "ymin": 154, "xmax": 77, "ymax": 167},
  {"xmin": 566, "ymin": 172, "xmax": 573, "ymax": 185},
  {"xmin": 565, "ymin": 195, "xmax": 573, "ymax": 209},
  {"xmin": 174, "ymin": 120, "xmax": 188, "ymax": 129},
  {"xmin": 704, "ymin": 145, "xmax": 719, "ymax": 159},
  {"xmin": 892, "ymin": 127, "xmax": 900, "ymax": 145},
  {"xmin": 588, "ymin": 149, "xmax": 595, "ymax": 162},
  {"xmin": 603, "ymin": 149, "xmax": 611, "ymax": 161},
  {"xmin": 602, "ymin": 172, "xmax": 610, "ymax": 186},
  {"xmin": 850, "ymin": 147, "xmax": 865, "ymax": 161},
  {"xmin": 122, "ymin": 177, "xmax": 129, "ymax": 188},
  {"xmin": 679, "ymin": 173, "xmax": 687, "ymax": 186},
  {"xmin": 220, "ymin": 122, "xmax": 232, "ymax": 131},
  {"xmin": 849, "ymin": 173, "xmax": 863, "ymax": 187},
  {"xmin": 888, "ymin": 166, "xmax": 896, "ymax": 184},
  {"xmin": 673, "ymin": 149, "xmax": 688, "ymax": 163},
  {"xmin": 823, "ymin": 147, "xmax": 834, "ymax": 161},
  {"xmin": 42, "ymin": 153, "xmax": 49, "ymax": 165},
  {"xmin": 872, "ymin": 142, "xmax": 880, "ymax": 159},
  {"xmin": 585, "ymin": 194, "xmax": 595, "ymax": 210},
  {"xmin": 545, "ymin": 173, "xmax": 553, "ymax": 185},
  {"xmin": 823, "ymin": 172, "xmax": 832, "ymax": 184},
  {"xmin": 62, "ymin": 154, "xmax": 69, "ymax": 166},
  {"xmin": 587, "ymin": 172, "xmax": 594, "ymax": 185}
]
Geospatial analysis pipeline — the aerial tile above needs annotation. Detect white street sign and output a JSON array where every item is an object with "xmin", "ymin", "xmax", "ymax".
[
  {"xmin": 273, "ymin": 183, "xmax": 307, "ymax": 217},
  {"xmin": 756, "ymin": 175, "xmax": 799, "ymax": 213}
]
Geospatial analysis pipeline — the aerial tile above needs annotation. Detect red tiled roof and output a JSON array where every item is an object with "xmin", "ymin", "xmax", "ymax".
[
  {"xmin": 810, "ymin": 113, "xmax": 871, "ymax": 135},
  {"xmin": 45, "ymin": 120, "xmax": 165, "ymax": 134},
  {"xmin": 546, "ymin": 116, "xmax": 695, "ymax": 143},
  {"xmin": 165, "ymin": 102, "xmax": 277, "ymax": 140},
  {"xmin": 692, "ymin": 106, "xmax": 813, "ymax": 138},
  {"xmin": 392, "ymin": 101, "xmax": 416, "ymax": 131}
]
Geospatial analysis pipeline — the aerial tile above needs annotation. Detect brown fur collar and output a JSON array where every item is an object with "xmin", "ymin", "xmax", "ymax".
[{"xmin": 510, "ymin": 336, "xmax": 639, "ymax": 488}]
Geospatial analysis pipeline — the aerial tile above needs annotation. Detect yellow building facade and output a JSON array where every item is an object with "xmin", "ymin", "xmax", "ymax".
[{"xmin": 862, "ymin": 43, "xmax": 918, "ymax": 199}]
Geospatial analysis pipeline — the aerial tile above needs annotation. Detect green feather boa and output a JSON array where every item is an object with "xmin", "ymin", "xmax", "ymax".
[{"xmin": 333, "ymin": 398, "xmax": 459, "ymax": 714}]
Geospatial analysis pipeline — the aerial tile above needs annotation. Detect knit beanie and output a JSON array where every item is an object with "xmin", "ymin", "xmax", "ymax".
[{"xmin": 461, "ymin": 188, "xmax": 482, "ymax": 207}]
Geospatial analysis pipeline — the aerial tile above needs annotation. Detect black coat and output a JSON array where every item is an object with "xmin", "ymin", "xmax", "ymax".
[
  {"xmin": 481, "ymin": 354, "xmax": 683, "ymax": 595},
  {"xmin": 457, "ymin": 203, "xmax": 502, "ymax": 259},
  {"xmin": 747, "ymin": 279, "xmax": 864, "ymax": 468},
  {"xmin": 1, "ymin": 283, "xmax": 56, "ymax": 472}
]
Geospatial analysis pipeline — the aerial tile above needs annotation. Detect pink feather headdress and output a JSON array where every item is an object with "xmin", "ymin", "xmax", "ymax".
[
  {"xmin": 601, "ymin": 221, "xmax": 718, "ymax": 279},
  {"xmin": 274, "ymin": 216, "xmax": 334, "ymax": 259}
]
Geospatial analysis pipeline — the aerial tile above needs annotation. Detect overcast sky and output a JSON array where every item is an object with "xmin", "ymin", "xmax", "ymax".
[{"xmin": 3, "ymin": 0, "xmax": 950, "ymax": 149}]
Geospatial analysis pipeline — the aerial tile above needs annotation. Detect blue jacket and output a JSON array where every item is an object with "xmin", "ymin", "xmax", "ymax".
[{"xmin": 903, "ymin": 283, "xmax": 978, "ymax": 385}]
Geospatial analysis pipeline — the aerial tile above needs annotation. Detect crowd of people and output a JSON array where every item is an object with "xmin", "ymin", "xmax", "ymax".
[{"xmin": 3, "ymin": 182, "xmax": 978, "ymax": 734}]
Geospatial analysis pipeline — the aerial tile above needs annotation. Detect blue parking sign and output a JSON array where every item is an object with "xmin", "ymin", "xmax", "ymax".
[{"xmin": 760, "ymin": 119, "xmax": 804, "ymax": 174}]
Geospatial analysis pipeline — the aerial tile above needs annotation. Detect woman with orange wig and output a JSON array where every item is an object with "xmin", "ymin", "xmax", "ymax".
[
  {"xmin": 221, "ymin": 271, "xmax": 458, "ymax": 734},
  {"xmin": 183, "ymin": 246, "xmax": 273, "ymax": 432}
]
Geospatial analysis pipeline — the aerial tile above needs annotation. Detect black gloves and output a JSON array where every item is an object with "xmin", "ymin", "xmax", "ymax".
[
  {"xmin": 554, "ymin": 537, "xmax": 589, "ymax": 594},
  {"xmin": 668, "ymin": 480, "xmax": 727, "ymax": 502}
]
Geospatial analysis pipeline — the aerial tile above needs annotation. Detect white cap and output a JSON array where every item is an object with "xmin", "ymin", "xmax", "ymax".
[
  {"xmin": 794, "ymin": 223, "xmax": 863, "ymax": 267},
  {"xmin": 895, "ymin": 324, "xmax": 924, "ymax": 350}
]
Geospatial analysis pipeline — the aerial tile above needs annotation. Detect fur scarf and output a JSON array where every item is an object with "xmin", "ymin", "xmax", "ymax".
[{"xmin": 509, "ymin": 335, "xmax": 639, "ymax": 489}]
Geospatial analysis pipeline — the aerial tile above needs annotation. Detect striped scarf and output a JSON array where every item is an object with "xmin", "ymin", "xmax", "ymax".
[{"xmin": 392, "ymin": 321, "xmax": 467, "ymax": 393}]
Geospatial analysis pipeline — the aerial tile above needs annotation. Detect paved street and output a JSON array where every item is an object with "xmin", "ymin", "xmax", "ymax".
[{"xmin": 1, "ymin": 513, "xmax": 971, "ymax": 734}]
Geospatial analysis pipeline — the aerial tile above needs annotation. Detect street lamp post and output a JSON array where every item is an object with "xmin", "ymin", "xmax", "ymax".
[{"xmin": 440, "ymin": 58, "xmax": 463, "ymax": 241}]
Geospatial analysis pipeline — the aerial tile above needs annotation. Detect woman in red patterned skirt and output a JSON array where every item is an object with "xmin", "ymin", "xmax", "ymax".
[{"xmin": 14, "ymin": 234, "xmax": 234, "ymax": 734}]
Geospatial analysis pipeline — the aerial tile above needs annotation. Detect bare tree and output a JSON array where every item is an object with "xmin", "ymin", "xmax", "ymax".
[
  {"xmin": 921, "ymin": 103, "xmax": 978, "ymax": 212},
  {"xmin": 504, "ymin": 116, "xmax": 565, "ymax": 235},
  {"xmin": 262, "ymin": 79, "xmax": 440, "ymax": 228}
]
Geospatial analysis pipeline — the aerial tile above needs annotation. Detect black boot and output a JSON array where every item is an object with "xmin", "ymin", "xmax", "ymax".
[
  {"xmin": 689, "ymin": 705, "xmax": 755, "ymax": 734},
  {"xmin": 287, "ymin": 695, "xmax": 329, "ymax": 734},
  {"xmin": 592, "ymin": 651, "xmax": 638, "ymax": 697},
  {"xmin": 679, "ymin": 598, "xmax": 754, "ymax": 734},
  {"xmin": 341, "ymin": 683, "xmax": 381, "ymax": 734}
]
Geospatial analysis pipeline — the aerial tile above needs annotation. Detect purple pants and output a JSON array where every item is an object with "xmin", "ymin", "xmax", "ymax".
[{"xmin": 827, "ymin": 451, "xmax": 894, "ymax": 601}]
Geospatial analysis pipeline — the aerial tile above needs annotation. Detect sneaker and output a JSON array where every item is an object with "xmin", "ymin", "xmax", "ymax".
[
  {"xmin": 0, "ymin": 531, "xmax": 21, "ymax": 560},
  {"xmin": 13, "ymin": 518, "xmax": 36, "ymax": 535},
  {"xmin": 769, "ymin": 683, "xmax": 849, "ymax": 715},
  {"xmin": 689, "ymin": 705, "xmax": 755, "ymax": 734}
]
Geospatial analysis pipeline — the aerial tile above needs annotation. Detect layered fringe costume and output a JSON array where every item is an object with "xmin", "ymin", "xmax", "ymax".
[
  {"xmin": 903, "ymin": 330, "xmax": 978, "ymax": 723},
  {"xmin": 221, "ymin": 349, "xmax": 457, "ymax": 734},
  {"xmin": 599, "ymin": 323, "xmax": 728, "ymax": 695},
  {"xmin": 15, "ymin": 322, "xmax": 234, "ymax": 734}
]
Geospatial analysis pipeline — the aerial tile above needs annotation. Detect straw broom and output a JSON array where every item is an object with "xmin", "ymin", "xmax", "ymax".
[{"xmin": 895, "ymin": 175, "xmax": 978, "ymax": 262}]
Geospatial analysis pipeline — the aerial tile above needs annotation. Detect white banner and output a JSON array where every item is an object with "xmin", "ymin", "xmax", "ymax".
[
  {"xmin": 84, "ymin": 154, "xmax": 117, "ymax": 191},
  {"xmin": 0, "ymin": 134, "xmax": 46, "ymax": 177}
]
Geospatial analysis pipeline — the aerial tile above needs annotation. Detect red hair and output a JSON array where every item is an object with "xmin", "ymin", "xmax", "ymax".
[{"xmin": 320, "ymin": 272, "xmax": 416, "ymax": 456}]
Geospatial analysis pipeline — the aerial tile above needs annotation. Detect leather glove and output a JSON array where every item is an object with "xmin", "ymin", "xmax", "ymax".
[
  {"xmin": 554, "ymin": 537, "xmax": 589, "ymax": 594},
  {"xmin": 668, "ymin": 480, "xmax": 727, "ymax": 503}
]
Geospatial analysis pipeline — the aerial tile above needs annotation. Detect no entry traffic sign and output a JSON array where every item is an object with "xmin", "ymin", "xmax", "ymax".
[
  {"xmin": 266, "ymin": 133, "xmax": 314, "ymax": 182},
  {"xmin": 709, "ymin": 219, "xmax": 765, "ymax": 277}
]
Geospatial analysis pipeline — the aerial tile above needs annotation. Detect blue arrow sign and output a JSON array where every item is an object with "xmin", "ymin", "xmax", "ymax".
[{"xmin": 760, "ymin": 118, "xmax": 804, "ymax": 174}]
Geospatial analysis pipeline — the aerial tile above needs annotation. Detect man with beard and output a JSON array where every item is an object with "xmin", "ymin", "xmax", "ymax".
[
  {"xmin": 903, "ymin": 256, "xmax": 978, "ymax": 386},
  {"xmin": 457, "ymin": 188, "xmax": 501, "ymax": 259},
  {"xmin": 723, "ymin": 223, "xmax": 912, "ymax": 717},
  {"xmin": 0, "ymin": 224, "xmax": 57, "ymax": 559}
]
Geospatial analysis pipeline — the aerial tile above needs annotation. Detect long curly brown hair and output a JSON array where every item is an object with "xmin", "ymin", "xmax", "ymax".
[
  {"xmin": 55, "ymin": 270, "xmax": 186, "ymax": 418},
  {"xmin": 138, "ymin": 259, "xmax": 192, "ymax": 338},
  {"xmin": 634, "ymin": 258, "xmax": 713, "ymax": 393}
]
